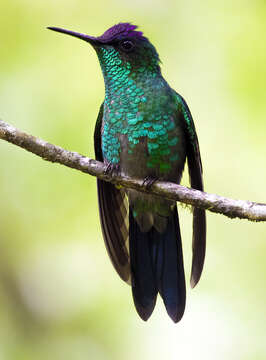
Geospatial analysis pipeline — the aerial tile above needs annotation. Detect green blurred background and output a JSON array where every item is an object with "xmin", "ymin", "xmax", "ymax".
[{"xmin": 0, "ymin": 0, "xmax": 266, "ymax": 359}]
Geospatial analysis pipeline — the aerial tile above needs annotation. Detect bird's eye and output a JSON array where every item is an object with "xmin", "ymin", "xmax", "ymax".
[{"xmin": 120, "ymin": 40, "xmax": 135, "ymax": 52}]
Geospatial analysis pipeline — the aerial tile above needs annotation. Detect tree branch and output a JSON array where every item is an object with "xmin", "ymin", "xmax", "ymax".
[{"xmin": 1, "ymin": 119, "xmax": 266, "ymax": 221}]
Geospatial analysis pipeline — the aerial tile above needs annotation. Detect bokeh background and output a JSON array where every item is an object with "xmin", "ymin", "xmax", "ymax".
[{"xmin": 0, "ymin": 1, "xmax": 266, "ymax": 359}]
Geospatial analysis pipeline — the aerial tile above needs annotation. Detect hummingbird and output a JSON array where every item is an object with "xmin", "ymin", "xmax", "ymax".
[{"xmin": 48, "ymin": 23, "xmax": 206, "ymax": 323}]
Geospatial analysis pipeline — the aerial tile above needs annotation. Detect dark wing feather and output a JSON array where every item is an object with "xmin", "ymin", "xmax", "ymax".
[
  {"xmin": 94, "ymin": 103, "xmax": 131, "ymax": 284},
  {"xmin": 175, "ymin": 93, "xmax": 206, "ymax": 288}
]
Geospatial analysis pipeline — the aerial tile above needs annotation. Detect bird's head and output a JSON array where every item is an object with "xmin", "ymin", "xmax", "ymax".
[{"xmin": 47, "ymin": 23, "xmax": 161, "ymax": 77}]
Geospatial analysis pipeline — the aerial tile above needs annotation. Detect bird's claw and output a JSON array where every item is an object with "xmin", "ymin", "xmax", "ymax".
[
  {"xmin": 104, "ymin": 162, "xmax": 120, "ymax": 177},
  {"xmin": 142, "ymin": 176, "xmax": 158, "ymax": 190}
]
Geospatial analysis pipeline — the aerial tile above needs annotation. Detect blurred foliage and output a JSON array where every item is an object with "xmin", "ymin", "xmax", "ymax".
[{"xmin": 0, "ymin": 0, "xmax": 266, "ymax": 359}]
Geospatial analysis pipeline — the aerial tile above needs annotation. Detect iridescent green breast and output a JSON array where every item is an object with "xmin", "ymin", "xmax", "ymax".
[{"xmin": 97, "ymin": 46, "xmax": 181, "ymax": 174}]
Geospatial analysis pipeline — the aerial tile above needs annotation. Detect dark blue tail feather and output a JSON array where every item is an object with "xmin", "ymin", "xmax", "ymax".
[
  {"xmin": 129, "ymin": 209, "xmax": 157, "ymax": 320},
  {"xmin": 129, "ymin": 207, "xmax": 186, "ymax": 322},
  {"xmin": 158, "ymin": 208, "xmax": 186, "ymax": 322}
]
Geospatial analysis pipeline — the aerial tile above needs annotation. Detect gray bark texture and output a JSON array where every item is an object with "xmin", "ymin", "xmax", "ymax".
[{"xmin": 1, "ymin": 119, "xmax": 266, "ymax": 222}]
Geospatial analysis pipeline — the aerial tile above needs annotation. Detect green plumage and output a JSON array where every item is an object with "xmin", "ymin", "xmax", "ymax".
[{"xmin": 97, "ymin": 44, "xmax": 186, "ymax": 176}]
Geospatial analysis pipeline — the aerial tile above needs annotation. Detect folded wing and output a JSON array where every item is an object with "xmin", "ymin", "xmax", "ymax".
[
  {"xmin": 94, "ymin": 104, "xmax": 131, "ymax": 283},
  {"xmin": 175, "ymin": 93, "xmax": 206, "ymax": 288}
]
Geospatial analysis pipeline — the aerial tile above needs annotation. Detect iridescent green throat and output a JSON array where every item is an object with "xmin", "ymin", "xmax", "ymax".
[{"xmin": 96, "ymin": 46, "xmax": 179, "ymax": 172}]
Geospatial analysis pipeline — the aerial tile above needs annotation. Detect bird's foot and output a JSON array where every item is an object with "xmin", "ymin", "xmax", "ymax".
[
  {"xmin": 142, "ymin": 176, "xmax": 158, "ymax": 190},
  {"xmin": 104, "ymin": 162, "xmax": 120, "ymax": 177}
]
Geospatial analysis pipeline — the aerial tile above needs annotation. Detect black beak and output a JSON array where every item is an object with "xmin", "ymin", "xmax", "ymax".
[{"xmin": 47, "ymin": 27, "xmax": 99, "ymax": 46}]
